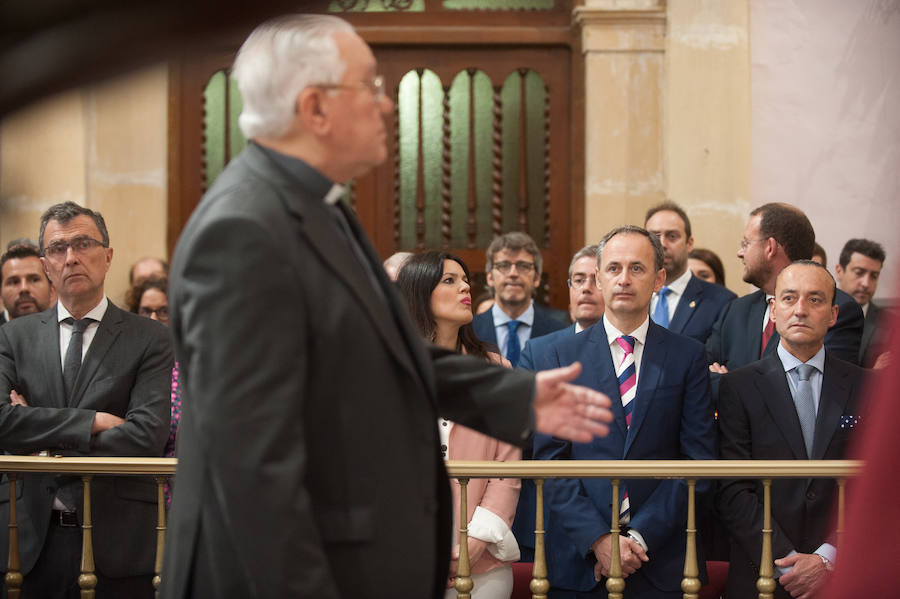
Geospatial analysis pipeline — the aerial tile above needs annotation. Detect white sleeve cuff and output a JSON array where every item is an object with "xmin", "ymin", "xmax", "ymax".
[
  {"xmin": 815, "ymin": 543, "xmax": 836, "ymax": 565},
  {"xmin": 467, "ymin": 506, "xmax": 521, "ymax": 562},
  {"xmin": 626, "ymin": 529, "xmax": 648, "ymax": 552}
]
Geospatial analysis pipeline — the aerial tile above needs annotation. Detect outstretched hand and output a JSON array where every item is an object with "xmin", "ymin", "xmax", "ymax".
[{"xmin": 534, "ymin": 362, "xmax": 613, "ymax": 442}]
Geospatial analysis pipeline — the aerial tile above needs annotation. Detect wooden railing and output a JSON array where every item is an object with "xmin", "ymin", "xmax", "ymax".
[
  {"xmin": 0, "ymin": 457, "xmax": 861, "ymax": 599},
  {"xmin": 445, "ymin": 460, "xmax": 862, "ymax": 599}
]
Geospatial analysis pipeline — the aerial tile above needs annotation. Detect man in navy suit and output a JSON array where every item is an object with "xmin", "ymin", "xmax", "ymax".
[
  {"xmin": 644, "ymin": 201, "xmax": 735, "ymax": 343},
  {"xmin": 707, "ymin": 203, "xmax": 863, "ymax": 378},
  {"xmin": 534, "ymin": 226, "xmax": 716, "ymax": 598},
  {"xmin": 716, "ymin": 261, "xmax": 865, "ymax": 599},
  {"xmin": 519, "ymin": 245, "xmax": 604, "ymax": 371},
  {"xmin": 472, "ymin": 231, "xmax": 569, "ymax": 366},
  {"xmin": 515, "ymin": 244, "xmax": 604, "ymax": 561},
  {"xmin": 835, "ymin": 238, "xmax": 889, "ymax": 367}
]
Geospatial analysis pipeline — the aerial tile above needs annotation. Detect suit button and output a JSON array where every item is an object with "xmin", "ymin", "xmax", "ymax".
[{"xmin": 806, "ymin": 491, "xmax": 816, "ymax": 500}]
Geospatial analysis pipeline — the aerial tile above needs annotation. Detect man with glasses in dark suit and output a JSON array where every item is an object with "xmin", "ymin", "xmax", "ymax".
[{"xmin": 0, "ymin": 201, "xmax": 172, "ymax": 598}]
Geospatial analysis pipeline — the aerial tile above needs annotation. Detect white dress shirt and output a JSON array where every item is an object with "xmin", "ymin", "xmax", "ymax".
[{"xmin": 650, "ymin": 268, "xmax": 692, "ymax": 323}]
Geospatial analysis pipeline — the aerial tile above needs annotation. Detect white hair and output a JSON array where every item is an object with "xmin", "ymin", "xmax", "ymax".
[{"xmin": 232, "ymin": 15, "xmax": 355, "ymax": 140}]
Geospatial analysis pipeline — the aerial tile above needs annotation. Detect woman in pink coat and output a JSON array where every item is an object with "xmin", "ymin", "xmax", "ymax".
[{"xmin": 397, "ymin": 251, "xmax": 522, "ymax": 599}]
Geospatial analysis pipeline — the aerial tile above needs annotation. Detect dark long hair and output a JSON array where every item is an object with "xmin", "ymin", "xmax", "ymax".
[
  {"xmin": 689, "ymin": 248, "xmax": 727, "ymax": 287},
  {"xmin": 125, "ymin": 275, "xmax": 168, "ymax": 314},
  {"xmin": 396, "ymin": 251, "xmax": 489, "ymax": 360}
]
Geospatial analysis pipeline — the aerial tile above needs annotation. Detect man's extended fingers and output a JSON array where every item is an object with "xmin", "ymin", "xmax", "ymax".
[{"xmin": 537, "ymin": 361, "xmax": 583, "ymax": 388}]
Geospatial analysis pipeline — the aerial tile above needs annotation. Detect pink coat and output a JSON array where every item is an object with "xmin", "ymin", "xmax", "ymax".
[{"xmin": 447, "ymin": 352, "xmax": 522, "ymax": 575}]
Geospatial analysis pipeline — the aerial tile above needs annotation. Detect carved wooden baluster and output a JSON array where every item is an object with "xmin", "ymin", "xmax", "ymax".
[
  {"xmin": 491, "ymin": 84, "xmax": 503, "ymax": 238},
  {"xmin": 5, "ymin": 473, "xmax": 22, "ymax": 599},
  {"xmin": 440, "ymin": 84, "xmax": 452, "ymax": 248},
  {"xmin": 531, "ymin": 478, "xmax": 549, "ymax": 599},
  {"xmin": 606, "ymin": 479, "xmax": 625, "ymax": 599},
  {"xmin": 393, "ymin": 97, "xmax": 401, "ymax": 250},
  {"xmin": 757, "ymin": 479, "xmax": 775, "ymax": 599},
  {"xmin": 415, "ymin": 69, "xmax": 426, "ymax": 249},
  {"xmin": 543, "ymin": 84, "xmax": 551, "ymax": 248},
  {"xmin": 224, "ymin": 71, "xmax": 231, "ymax": 166},
  {"xmin": 200, "ymin": 91, "xmax": 209, "ymax": 195},
  {"xmin": 153, "ymin": 477, "xmax": 167, "ymax": 597},
  {"xmin": 681, "ymin": 479, "xmax": 700, "ymax": 599},
  {"xmin": 517, "ymin": 68, "xmax": 529, "ymax": 232},
  {"xmin": 79, "ymin": 476, "xmax": 97, "ymax": 598},
  {"xmin": 466, "ymin": 68, "xmax": 478, "ymax": 248},
  {"xmin": 454, "ymin": 478, "xmax": 473, "ymax": 599}
]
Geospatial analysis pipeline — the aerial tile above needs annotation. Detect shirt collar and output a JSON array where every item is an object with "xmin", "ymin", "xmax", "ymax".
[
  {"xmin": 57, "ymin": 296, "xmax": 108, "ymax": 324},
  {"xmin": 491, "ymin": 301, "xmax": 535, "ymax": 327},
  {"xmin": 254, "ymin": 142, "xmax": 339, "ymax": 203},
  {"xmin": 777, "ymin": 342, "xmax": 826, "ymax": 374},
  {"xmin": 603, "ymin": 314, "xmax": 650, "ymax": 347},
  {"xmin": 663, "ymin": 268, "xmax": 693, "ymax": 296}
]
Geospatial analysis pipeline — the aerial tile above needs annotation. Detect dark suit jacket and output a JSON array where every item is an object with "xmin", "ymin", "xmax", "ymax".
[
  {"xmin": 533, "ymin": 320, "xmax": 716, "ymax": 594},
  {"xmin": 715, "ymin": 352, "xmax": 864, "ymax": 599},
  {"xmin": 518, "ymin": 323, "xmax": 578, "ymax": 372},
  {"xmin": 472, "ymin": 303, "xmax": 569, "ymax": 352},
  {"xmin": 0, "ymin": 312, "xmax": 6, "ymax": 325},
  {"xmin": 0, "ymin": 302, "xmax": 172, "ymax": 578},
  {"xmin": 161, "ymin": 143, "xmax": 536, "ymax": 599},
  {"xmin": 667, "ymin": 275, "xmax": 736, "ymax": 344},
  {"xmin": 859, "ymin": 302, "xmax": 892, "ymax": 367},
  {"xmin": 706, "ymin": 288, "xmax": 864, "ymax": 371}
]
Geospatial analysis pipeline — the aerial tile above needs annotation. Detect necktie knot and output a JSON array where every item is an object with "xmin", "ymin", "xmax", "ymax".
[
  {"xmin": 796, "ymin": 363, "xmax": 816, "ymax": 382},
  {"xmin": 64, "ymin": 317, "xmax": 93, "ymax": 334},
  {"xmin": 616, "ymin": 335, "xmax": 636, "ymax": 355},
  {"xmin": 658, "ymin": 286, "xmax": 671, "ymax": 297},
  {"xmin": 507, "ymin": 320, "xmax": 521, "ymax": 334}
]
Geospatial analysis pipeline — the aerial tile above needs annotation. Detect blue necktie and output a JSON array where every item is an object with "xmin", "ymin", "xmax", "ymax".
[
  {"xmin": 652, "ymin": 286, "xmax": 672, "ymax": 328},
  {"xmin": 794, "ymin": 364, "xmax": 817, "ymax": 458},
  {"xmin": 506, "ymin": 320, "xmax": 522, "ymax": 367}
]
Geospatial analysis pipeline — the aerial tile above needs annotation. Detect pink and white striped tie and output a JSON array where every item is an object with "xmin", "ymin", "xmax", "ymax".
[{"xmin": 615, "ymin": 335, "xmax": 636, "ymax": 523}]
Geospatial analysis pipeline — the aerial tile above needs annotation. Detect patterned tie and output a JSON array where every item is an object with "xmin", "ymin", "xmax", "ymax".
[
  {"xmin": 651, "ymin": 286, "xmax": 672, "ymax": 328},
  {"xmin": 761, "ymin": 316, "xmax": 776, "ymax": 357},
  {"xmin": 506, "ymin": 320, "xmax": 522, "ymax": 367},
  {"xmin": 794, "ymin": 364, "xmax": 817, "ymax": 458},
  {"xmin": 63, "ymin": 317, "xmax": 94, "ymax": 402},
  {"xmin": 616, "ymin": 335, "xmax": 637, "ymax": 427},
  {"xmin": 615, "ymin": 335, "xmax": 637, "ymax": 523}
]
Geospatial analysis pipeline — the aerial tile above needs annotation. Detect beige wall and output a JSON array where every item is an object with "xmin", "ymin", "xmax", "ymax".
[
  {"xmin": 578, "ymin": 0, "xmax": 752, "ymax": 296},
  {"xmin": 0, "ymin": 64, "xmax": 168, "ymax": 307}
]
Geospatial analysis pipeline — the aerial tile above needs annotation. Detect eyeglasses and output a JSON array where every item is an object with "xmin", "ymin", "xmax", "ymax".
[
  {"xmin": 139, "ymin": 306, "xmax": 169, "ymax": 321},
  {"xmin": 739, "ymin": 237, "xmax": 771, "ymax": 251},
  {"xmin": 314, "ymin": 75, "xmax": 385, "ymax": 102},
  {"xmin": 567, "ymin": 275, "xmax": 597, "ymax": 289},
  {"xmin": 493, "ymin": 261, "xmax": 535, "ymax": 275},
  {"xmin": 41, "ymin": 236, "xmax": 108, "ymax": 262}
]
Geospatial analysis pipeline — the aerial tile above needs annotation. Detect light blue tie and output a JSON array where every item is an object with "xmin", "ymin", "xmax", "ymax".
[
  {"xmin": 652, "ymin": 286, "xmax": 672, "ymax": 328},
  {"xmin": 506, "ymin": 320, "xmax": 522, "ymax": 367},
  {"xmin": 794, "ymin": 364, "xmax": 817, "ymax": 457}
]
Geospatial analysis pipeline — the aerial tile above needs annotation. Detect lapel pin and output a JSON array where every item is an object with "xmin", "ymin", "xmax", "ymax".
[{"xmin": 689, "ymin": 301, "xmax": 696, "ymax": 308}]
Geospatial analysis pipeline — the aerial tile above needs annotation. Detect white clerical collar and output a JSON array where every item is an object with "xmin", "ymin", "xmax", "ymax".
[{"xmin": 323, "ymin": 184, "xmax": 346, "ymax": 206}]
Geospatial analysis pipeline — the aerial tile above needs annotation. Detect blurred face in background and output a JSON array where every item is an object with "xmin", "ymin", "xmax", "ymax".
[{"xmin": 139, "ymin": 287, "xmax": 169, "ymax": 326}]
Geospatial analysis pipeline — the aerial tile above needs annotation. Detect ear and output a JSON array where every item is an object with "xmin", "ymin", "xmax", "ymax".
[
  {"xmin": 653, "ymin": 268, "xmax": 666, "ymax": 292},
  {"xmin": 485, "ymin": 270, "xmax": 495, "ymax": 288},
  {"xmin": 829, "ymin": 303, "xmax": 839, "ymax": 328},
  {"xmin": 768, "ymin": 296, "xmax": 776, "ymax": 324},
  {"xmin": 764, "ymin": 237, "xmax": 779, "ymax": 260},
  {"xmin": 834, "ymin": 264, "xmax": 844, "ymax": 278},
  {"xmin": 686, "ymin": 235, "xmax": 694, "ymax": 254},
  {"xmin": 295, "ymin": 88, "xmax": 332, "ymax": 136},
  {"xmin": 104, "ymin": 247, "xmax": 114, "ymax": 270}
]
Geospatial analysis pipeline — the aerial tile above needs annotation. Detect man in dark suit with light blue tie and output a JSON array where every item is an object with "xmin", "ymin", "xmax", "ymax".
[
  {"xmin": 644, "ymin": 202, "xmax": 735, "ymax": 343},
  {"xmin": 515, "ymin": 245, "xmax": 604, "ymax": 561},
  {"xmin": 534, "ymin": 226, "xmax": 716, "ymax": 598},
  {"xmin": 472, "ymin": 232, "xmax": 569, "ymax": 367},
  {"xmin": 716, "ymin": 261, "xmax": 865, "ymax": 599}
]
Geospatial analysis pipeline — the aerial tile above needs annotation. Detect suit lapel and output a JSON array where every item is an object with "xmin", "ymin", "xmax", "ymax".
[
  {"xmin": 39, "ymin": 309, "xmax": 67, "ymax": 408},
  {"xmin": 811, "ymin": 354, "xmax": 852, "ymax": 460},
  {"xmin": 276, "ymin": 179, "xmax": 429, "ymax": 394},
  {"xmin": 70, "ymin": 303, "xmax": 122, "ymax": 406},
  {"xmin": 668, "ymin": 276, "xmax": 701, "ymax": 334},
  {"xmin": 757, "ymin": 354, "xmax": 808, "ymax": 459},
  {"xmin": 585, "ymin": 323, "xmax": 628, "ymax": 439},
  {"xmin": 624, "ymin": 323, "xmax": 665, "ymax": 455}
]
